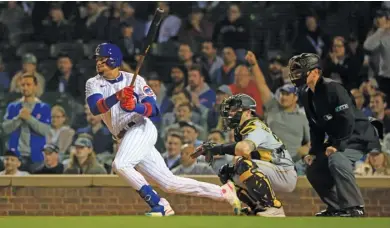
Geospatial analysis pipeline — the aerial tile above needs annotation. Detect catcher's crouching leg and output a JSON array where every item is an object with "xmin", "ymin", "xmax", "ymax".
[
  {"xmin": 235, "ymin": 157, "xmax": 282, "ymax": 209},
  {"xmin": 218, "ymin": 164, "xmax": 265, "ymax": 215}
]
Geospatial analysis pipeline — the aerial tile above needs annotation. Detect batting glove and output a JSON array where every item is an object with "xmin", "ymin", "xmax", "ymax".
[
  {"xmin": 120, "ymin": 97, "xmax": 136, "ymax": 111},
  {"xmin": 116, "ymin": 86, "xmax": 134, "ymax": 102}
]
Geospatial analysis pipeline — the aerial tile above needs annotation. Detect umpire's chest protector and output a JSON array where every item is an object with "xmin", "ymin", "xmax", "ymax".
[{"xmin": 299, "ymin": 80, "xmax": 339, "ymax": 130}]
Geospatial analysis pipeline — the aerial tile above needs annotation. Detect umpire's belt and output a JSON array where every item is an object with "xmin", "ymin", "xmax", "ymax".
[{"xmin": 115, "ymin": 121, "xmax": 136, "ymax": 140}]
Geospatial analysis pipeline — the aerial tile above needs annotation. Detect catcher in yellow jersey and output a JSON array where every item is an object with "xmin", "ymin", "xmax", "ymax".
[{"xmin": 191, "ymin": 94, "xmax": 297, "ymax": 217}]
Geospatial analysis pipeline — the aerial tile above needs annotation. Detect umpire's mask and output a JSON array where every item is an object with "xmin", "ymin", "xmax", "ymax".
[{"xmin": 288, "ymin": 53, "xmax": 321, "ymax": 87}]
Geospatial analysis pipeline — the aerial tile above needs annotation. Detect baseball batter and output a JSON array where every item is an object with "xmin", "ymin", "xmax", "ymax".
[
  {"xmin": 191, "ymin": 94, "xmax": 298, "ymax": 217},
  {"xmin": 85, "ymin": 43, "xmax": 241, "ymax": 217}
]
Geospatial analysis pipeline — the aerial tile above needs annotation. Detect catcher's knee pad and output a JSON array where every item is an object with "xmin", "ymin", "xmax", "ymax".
[
  {"xmin": 236, "ymin": 188, "xmax": 265, "ymax": 213},
  {"xmin": 218, "ymin": 163, "xmax": 235, "ymax": 184},
  {"xmin": 234, "ymin": 157, "xmax": 282, "ymax": 208}
]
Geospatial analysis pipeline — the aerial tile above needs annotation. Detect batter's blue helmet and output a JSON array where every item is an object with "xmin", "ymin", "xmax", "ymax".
[{"xmin": 94, "ymin": 43, "xmax": 123, "ymax": 68}]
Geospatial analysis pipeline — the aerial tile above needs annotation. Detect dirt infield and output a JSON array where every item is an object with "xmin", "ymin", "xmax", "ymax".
[{"xmin": 0, "ymin": 175, "xmax": 389, "ymax": 216}]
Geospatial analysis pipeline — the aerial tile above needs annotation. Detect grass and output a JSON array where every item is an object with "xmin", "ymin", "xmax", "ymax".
[{"xmin": 0, "ymin": 216, "xmax": 389, "ymax": 228}]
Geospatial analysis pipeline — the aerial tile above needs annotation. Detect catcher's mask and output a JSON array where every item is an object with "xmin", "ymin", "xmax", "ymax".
[
  {"xmin": 288, "ymin": 53, "xmax": 321, "ymax": 87},
  {"xmin": 220, "ymin": 94, "xmax": 257, "ymax": 130}
]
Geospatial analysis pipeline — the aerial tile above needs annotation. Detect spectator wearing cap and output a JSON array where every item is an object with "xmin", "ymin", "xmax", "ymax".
[
  {"xmin": 178, "ymin": 7, "xmax": 214, "ymax": 49},
  {"xmin": 162, "ymin": 102, "xmax": 205, "ymax": 140},
  {"xmin": 322, "ymin": 36, "xmax": 364, "ymax": 90},
  {"xmin": 47, "ymin": 105, "xmax": 75, "ymax": 161},
  {"xmin": 46, "ymin": 54, "xmax": 86, "ymax": 101},
  {"xmin": 0, "ymin": 55, "xmax": 10, "ymax": 92},
  {"xmin": 369, "ymin": 91, "xmax": 390, "ymax": 134},
  {"xmin": 179, "ymin": 121, "xmax": 203, "ymax": 147},
  {"xmin": 364, "ymin": 8, "xmax": 390, "ymax": 103},
  {"xmin": 205, "ymin": 85, "xmax": 232, "ymax": 131},
  {"xmin": 2, "ymin": 74, "xmax": 51, "ymax": 174},
  {"xmin": 229, "ymin": 64, "xmax": 263, "ymax": 116},
  {"xmin": 35, "ymin": 144, "xmax": 64, "ymax": 174},
  {"xmin": 197, "ymin": 40, "xmax": 224, "ymax": 79},
  {"xmin": 211, "ymin": 47, "xmax": 238, "ymax": 86},
  {"xmin": 186, "ymin": 65, "xmax": 216, "ymax": 111},
  {"xmin": 246, "ymin": 51, "xmax": 310, "ymax": 174},
  {"xmin": 0, "ymin": 150, "xmax": 30, "ymax": 176},
  {"xmin": 76, "ymin": 105, "xmax": 113, "ymax": 155},
  {"xmin": 212, "ymin": 4, "xmax": 252, "ymax": 61},
  {"xmin": 162, "ymin": 131, "xmax": 183, "ymax": 170},
  {"xmin": 172, "ymin": 144, "xmax": 215, "ymax": 175},
  {"xmin": 153, "ymin": 2, "xmax": 182, "ymax": 43},
  {"xmin": 266, "ymin": 55, "xmax": 289, "ymax": 93},
  {"xmin": 41, "ymin": 5, "xmax": 73, "ymax": 45},
  {"xmin": 10, "ymin": 53, "xmax": 45, "ymax": 97},
  {"xmin": 64, "ymin": 135, "xmax": 107, "ymax": 174}
]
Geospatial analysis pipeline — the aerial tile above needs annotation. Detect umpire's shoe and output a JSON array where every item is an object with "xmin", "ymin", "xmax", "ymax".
[
  {"xmin": 145, "ymin": 205, "xmax": 175, "ymax": 217},
  {"xmin": 315, "ymin": 209, "xmax": 343, "ymax": 217},
  {"xmin": 339, "ymin": 207, "xmax": 365, "ymax": 217}
]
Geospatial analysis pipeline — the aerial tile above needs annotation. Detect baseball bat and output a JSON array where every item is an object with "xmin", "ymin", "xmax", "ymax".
[{"xmin": 129, "ymin": 8, "xmax": 164, "ymax": 87}]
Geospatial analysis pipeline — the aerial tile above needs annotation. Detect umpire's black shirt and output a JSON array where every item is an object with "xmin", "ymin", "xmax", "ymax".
[{"xmin": 299, "ymin": 77, "xmax": 380, "ymax": 155}]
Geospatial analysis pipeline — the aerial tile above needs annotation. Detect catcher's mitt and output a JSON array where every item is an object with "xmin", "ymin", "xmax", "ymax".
[{"xmin": 190, "ymin": 141, "xmax": 216, "ymax": 166}]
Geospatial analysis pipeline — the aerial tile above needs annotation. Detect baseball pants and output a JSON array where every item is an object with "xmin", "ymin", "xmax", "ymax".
[
  {"xmin": 232, "ymin": 160, "xmax": 298, "ymax": 193},
  {"xmin": 112, "ymin": 118, "xmax": 225, "ymax": 201},
  {"xmin": 306, "ymin": 149, "xmax": 365, "ymax": 210}
]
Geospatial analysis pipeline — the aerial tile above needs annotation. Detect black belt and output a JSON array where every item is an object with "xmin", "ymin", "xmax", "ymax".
[{"xmin": 114, "ymin": 121, "xmax": 136, "ymax": 141}]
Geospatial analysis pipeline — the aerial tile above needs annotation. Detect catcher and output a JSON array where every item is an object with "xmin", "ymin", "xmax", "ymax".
[{"xmin": 191, "ymin": 94, "xmax": 298, "ymax": 217}]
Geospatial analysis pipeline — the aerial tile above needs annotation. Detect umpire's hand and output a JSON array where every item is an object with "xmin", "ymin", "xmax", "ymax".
[
  {"xmin": 303, "ymin": 155, "xmax": 315, "ymax": 166},
  {"xmin": 325, "ymin": 146, "xmax": 337, "ymax": 157}
]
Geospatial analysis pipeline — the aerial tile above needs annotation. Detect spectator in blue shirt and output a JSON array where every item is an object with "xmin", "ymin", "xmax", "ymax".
[
  {"xmin": 1, "ymin": 74, "xmax": 51, "ymax": 173},
  {"xmin": 186, "ymin": 65, "xmax": 216, "ymax": 112}
]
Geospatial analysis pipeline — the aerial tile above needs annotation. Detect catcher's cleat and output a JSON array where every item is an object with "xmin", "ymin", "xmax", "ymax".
[
  {"xmin": 221, "ymin": 181, "xmax": 242, "ymax": 215},
  {"xmin": 256, "ymin": 206, "xmax": 286, "ymax": 217},
  {"xmin": 145, "ymin": 205, "xmax": 175, "ymax": 217}
]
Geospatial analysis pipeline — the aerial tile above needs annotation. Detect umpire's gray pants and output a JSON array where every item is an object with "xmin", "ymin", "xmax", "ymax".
[
  {"xmin": 306, "ymin": 149, "xmax": 364, "ymax": 210},
  {"xmin": 233, "ymin": 160, "xmax": 298, "ymax": 193}
]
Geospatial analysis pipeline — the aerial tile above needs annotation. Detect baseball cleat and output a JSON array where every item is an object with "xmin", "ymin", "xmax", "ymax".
[
  {"xmin": 315, "ymin": 209, "xmax": 343, "ymax": 217},
  {"xmin": 221, "ymin": 181, "xmax": 242, "ymax": 215},
  {"xmin": 145, "ymin": 205, "xmax": 175, "ymax": 217},
  {"xmin": 256, "ymin": 206, "xmax": 286, "ymax": 217}
]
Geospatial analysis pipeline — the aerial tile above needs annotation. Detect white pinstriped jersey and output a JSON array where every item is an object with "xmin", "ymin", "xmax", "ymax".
[{"xmin": 85, "ymin": 71, "xmax": 156, "ymax": 136}]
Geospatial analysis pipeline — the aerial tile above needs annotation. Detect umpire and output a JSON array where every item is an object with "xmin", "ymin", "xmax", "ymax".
[{"xmin": 288, "ymin": 53, "xmax": 381, "ymax": 217}]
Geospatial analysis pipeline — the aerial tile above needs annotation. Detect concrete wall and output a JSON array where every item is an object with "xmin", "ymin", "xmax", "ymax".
[{"xmin": 0, "ymin": 176, "xmax": 389, "ymax": 216}]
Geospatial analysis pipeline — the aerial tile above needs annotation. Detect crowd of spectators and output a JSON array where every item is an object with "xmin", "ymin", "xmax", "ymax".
[{"xmin": 0, "ymin": 1, "xmax": 389, "ymax": 177}]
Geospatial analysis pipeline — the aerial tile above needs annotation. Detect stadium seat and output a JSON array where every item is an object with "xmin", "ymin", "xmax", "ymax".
[
  {"xmin": 151, "ymin": 41, "xmax": 180, "ymax": 58},
  {"xmin": 3, "ymin": 61, "xmax": 21, "ymax": 76},
  {"xmin": 38, "ymin": 59, "xmax": 57, "ymax": 81},
  {"xmin": 76, "ymin": 59, "xmax": 96, "ymax": 75},
  {"xmin": 16, "ymin": 42, "xmax": 50, "ymax": 61},
  {"xmin": 83, "ymin": 40, "xmax": 105, "ymax": 59},
  {"xmin": 50, "ymin": 42, "xmax": 85, "ymax": 63}
]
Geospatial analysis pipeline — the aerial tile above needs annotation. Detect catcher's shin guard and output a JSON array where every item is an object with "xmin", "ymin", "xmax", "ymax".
[
  {"xmin": 236, "ymin": 188, "xmax": 266, "ymax": 214},
  {"xmin": 235, "ymin": 157, "xmax": 282, "ymax": 208}
]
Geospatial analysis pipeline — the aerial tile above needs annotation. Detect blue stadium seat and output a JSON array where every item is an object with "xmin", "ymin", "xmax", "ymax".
[
  {"xmin": 38, "ymin": 59, "xmax": 57, "ymax": 81},
  {"xmin": 76, "ymin": 59, "xmax": 96, "ymax": 75},
  {"xmin": 16, "ymin": 42, "xmax": 50, "ymax": 61},
  {"xmin": 83, "ymin": 40, "xmax": 105, "ymax": 59},
  {"xmin": 50, "ymin": 42, "xmax": 85, "ymax": 63}
]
